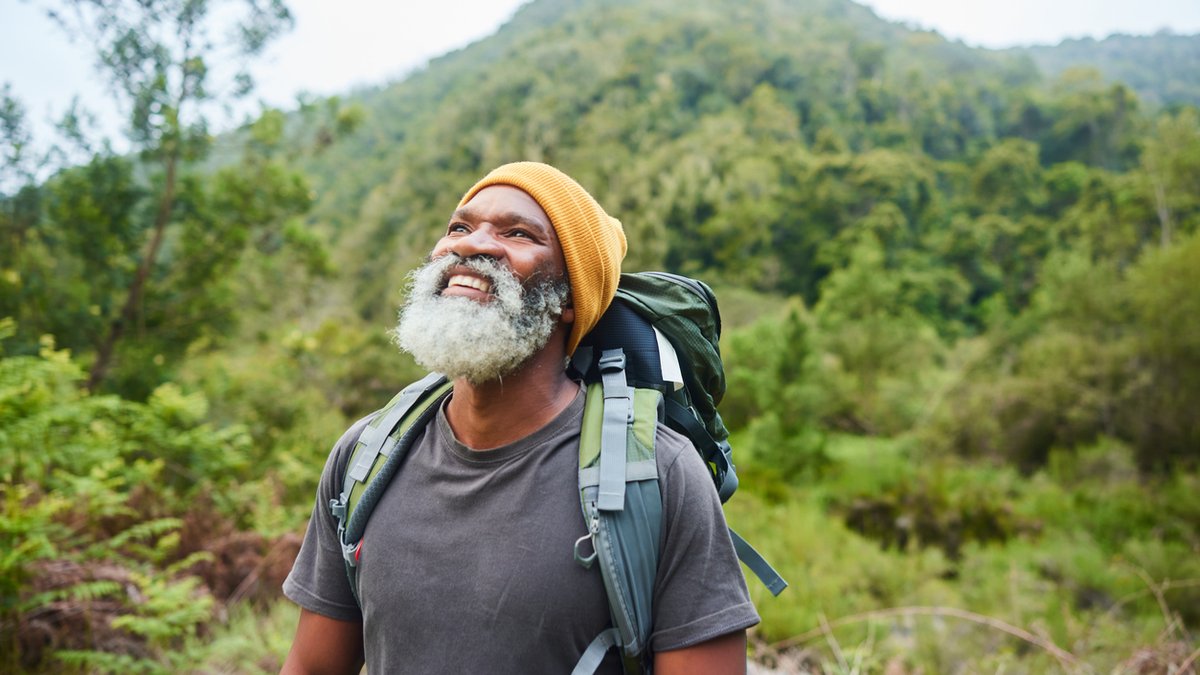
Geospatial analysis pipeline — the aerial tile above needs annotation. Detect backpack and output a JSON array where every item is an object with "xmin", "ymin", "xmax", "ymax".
[{"xmin": 328, "ymin": 271, "xmax": 786, "ymax": 674}]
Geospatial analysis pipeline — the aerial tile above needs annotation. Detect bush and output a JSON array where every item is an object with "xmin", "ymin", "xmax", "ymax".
[
  {"xmin": 722, "ymin": 303, "xmax": 832, "ymax": 485},
  {"xmin": 0, "ymin": 336, "xmax": 288, "ymax": 672}
]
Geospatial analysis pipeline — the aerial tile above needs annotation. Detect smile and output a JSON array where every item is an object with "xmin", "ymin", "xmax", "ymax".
[{"xmin": 446, "ymin": 274, "xmax": 492, "ymax": 294}]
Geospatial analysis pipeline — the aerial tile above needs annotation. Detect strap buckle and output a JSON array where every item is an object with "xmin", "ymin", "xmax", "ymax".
[
  {"xmin": 598, "ymin": 350, "xmax": 626, "ymax": 374},
  {"xmin": 335, "ymin": 519, "xmax": 359, "ymax": 569},
  {"xmin": 329, "ymin": 498, "xmax": 347, "ymax": 521}
]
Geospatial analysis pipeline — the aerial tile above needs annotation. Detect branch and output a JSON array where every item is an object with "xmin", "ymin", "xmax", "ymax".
[
  {"xmin": 1177, "ymin": 645, "xmax": 1200, "ymax": 674},
  {"xmin": 771, "ymin": 605, "xmax": 1083, "ymax": 672}
]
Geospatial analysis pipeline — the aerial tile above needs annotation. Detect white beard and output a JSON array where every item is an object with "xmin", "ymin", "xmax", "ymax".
[{"xmin": 392, "ymin": 254, "xmax": 571, "ymax": 384}]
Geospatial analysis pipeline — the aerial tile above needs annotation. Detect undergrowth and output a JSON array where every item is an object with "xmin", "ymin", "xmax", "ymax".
[
  {"xmin": 729, "ymin": 434, "xmax": 1199, "ymax": 673},
  {"xmin": 4, "ymin": 332, "xmax": 1196, "ymax": 672},
  {"xmin": 1, "ymin": 335, "xmax": 303, "ymax": 673}
]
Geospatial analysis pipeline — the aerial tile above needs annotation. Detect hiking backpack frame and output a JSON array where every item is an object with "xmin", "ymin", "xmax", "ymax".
[{"xmin": 329, "ymin": 272, "xmax": 786, "ymax": 674}]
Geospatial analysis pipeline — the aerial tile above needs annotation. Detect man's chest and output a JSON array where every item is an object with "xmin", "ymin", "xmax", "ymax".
[{"xmin": 354, "ymin": 441, "xmax": 614, "ymax": 671}]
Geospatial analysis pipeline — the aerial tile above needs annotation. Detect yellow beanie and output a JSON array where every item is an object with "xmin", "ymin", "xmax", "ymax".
[{"xmin": 458, "ymin": 162, "xmax": 627, "ymax": 356}]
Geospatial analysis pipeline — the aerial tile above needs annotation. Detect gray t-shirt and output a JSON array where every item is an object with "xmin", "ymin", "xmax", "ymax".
[{"xmin": 284, "ymin": 387, "xmax": 759, "ymax": 673}]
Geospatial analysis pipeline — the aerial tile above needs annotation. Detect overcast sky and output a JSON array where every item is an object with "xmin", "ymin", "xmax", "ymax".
[{"xmin": 2, "ymin": 0, "xmax": 1199, "ymax": 151}]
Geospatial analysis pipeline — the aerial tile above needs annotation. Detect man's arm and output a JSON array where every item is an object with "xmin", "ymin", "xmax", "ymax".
[
  {"xmin": 654, "ymin": 629, "xmax": 747, "ymax": 675},
  {"xmin": 279, "ymin": 608, "xmax": 365, "ymax": 675}
]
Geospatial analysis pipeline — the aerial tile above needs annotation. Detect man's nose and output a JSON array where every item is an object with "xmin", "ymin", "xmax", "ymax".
[{"xmin": 448, "ymin": 224, "xmax": 505, "ymax": 260}]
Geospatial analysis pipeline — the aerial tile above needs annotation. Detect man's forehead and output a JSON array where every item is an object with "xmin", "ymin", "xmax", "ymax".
[{"xmin": 456, "ymin": 185, "xmax": 554, "ymax": 232}]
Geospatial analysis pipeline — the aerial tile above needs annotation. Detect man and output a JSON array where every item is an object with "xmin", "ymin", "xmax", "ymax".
[{"xmin": 281, "ymin": 162, "xmax": 759, "ymax": 674}]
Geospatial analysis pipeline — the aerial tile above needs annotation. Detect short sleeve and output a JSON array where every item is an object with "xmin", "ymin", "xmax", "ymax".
[
  {"xmin": 649, "ymin": 425, "xmax": 760, "ymax": 651},
  {"xmin": 282, "ymin": 417, "xmax": 372, "ymax": 622}
]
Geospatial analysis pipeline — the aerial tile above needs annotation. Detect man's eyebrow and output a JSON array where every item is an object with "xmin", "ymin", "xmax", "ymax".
[{"xmin": 450, "ymin": 207, "xmax": 551, "ymax": 234}]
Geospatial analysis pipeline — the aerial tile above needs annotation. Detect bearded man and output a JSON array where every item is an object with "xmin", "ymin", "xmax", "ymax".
[{"xmin": 280, "ymin": 162, "xmax": 759, "ymax": 674}]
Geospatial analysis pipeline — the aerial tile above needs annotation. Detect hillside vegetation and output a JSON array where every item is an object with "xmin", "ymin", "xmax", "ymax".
[
  {"xmin": 1014, "ymin": 32, "xmax": 1200, "ymax": 108},
  {"xmin": 2, "ymin": 0, "xmax": 1198, "ymax": 672}
]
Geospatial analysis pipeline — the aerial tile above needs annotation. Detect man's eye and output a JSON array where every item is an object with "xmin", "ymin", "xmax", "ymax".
[
  {"xmin": 510, "ymin": 229, "xmax": 532, "ymax": 239},
  {"xmin": 448, "ymin": 223, "xmax": 469, "ymax": 234}
]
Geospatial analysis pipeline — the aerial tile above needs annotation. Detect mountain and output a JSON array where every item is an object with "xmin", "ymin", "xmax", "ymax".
[
  {"xmin": 298, "ymin": 0, "xmax": 1066, "ymax": 313},
  {"xmin": 1011, "ymin": 31, "xmax": 1200, "ymax": 108}
]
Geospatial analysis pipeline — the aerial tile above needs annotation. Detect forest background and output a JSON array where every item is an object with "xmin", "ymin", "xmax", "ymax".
[{"xmin": 2, "ymin": 0, "xmax": 1199, "ymax": 672}]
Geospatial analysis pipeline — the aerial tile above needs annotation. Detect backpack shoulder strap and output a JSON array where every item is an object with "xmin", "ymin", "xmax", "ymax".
[
  {"xmin": 574, "ymin": 348, "xmax": 662, "ymax": 675},
  {"xmin": 329, "ymin": 372, "xmax": 451, "ymax": 604}
]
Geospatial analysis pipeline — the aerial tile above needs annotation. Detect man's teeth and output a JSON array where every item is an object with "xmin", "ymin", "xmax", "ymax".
[{"xmin": 447, "ymin": 275, "xmax": 492, "ymax": 293}]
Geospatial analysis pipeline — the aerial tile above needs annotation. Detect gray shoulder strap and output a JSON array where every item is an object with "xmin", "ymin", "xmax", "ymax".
[
  {"xmin": 597, "ymin": 350, "xmax": 631, "ymax": 512},
  {"xmin": 330, "ymin": 372, "xmax": 449, "ymax": 605},
  {"xmin": 340, "ymin": 371, "xmax": 446, "ymax": 508},
  {"xmin": 575, "ymin": 348, "xmax": 660, "ymax": 675},
  {"xmin": 571, "ymin": 628, "xmax": 621, "ymax": 675},
  {"xmin": 730, "ymin": 528, "xmax": 788, "ymax": 596}
]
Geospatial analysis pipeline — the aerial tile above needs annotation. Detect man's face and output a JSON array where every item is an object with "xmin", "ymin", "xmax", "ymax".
[
  {"xmin": 391, "ymin": 186, "xmax": 574, "ymax": 384},
  {"xmin": 431, "ymin": 185, "xmax": 569, "ymax": 308}
]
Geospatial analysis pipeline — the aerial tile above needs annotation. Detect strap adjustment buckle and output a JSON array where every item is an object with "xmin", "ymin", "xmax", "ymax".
[{"xmin": 598, "ymin": 350, "xmax": 626, "ymax": 375}]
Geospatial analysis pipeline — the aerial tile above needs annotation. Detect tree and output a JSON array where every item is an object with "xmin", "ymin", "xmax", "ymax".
[
  {"xmin": 1124, "ymin": 232, "xmax": 1200, "ymax": 469},
  {"xmin": 813, "ymin": 234, "xmax": 945, "ymax": 434},
  {"xmin": 1040, "ymin": 69, "xmax": 1141, "ymax": 170},
  {"xmin": 1140, "ymin": 107, "xmax": 1200, "ymax": 247},
  {"xmin": 39, "ymin": 0, "xmax": 294, "ymax": 390}
]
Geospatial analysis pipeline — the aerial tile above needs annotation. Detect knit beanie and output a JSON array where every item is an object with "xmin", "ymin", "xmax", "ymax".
[{"xmin": 458, "ymin": 162, "xmax": 627, "ymax": 356}]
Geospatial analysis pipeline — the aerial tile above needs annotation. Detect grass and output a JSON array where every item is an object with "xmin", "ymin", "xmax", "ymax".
[
  {"xmin": 170, "ymin": 435, "xmax": 1200, "ymax": 674},
  {"xmin": 190, "ymin": 600, "xmax": 298, "ymax": 674},
  {"xmin": 729, "ymin": 434, "xmax": 1200, "ymax": 673}
]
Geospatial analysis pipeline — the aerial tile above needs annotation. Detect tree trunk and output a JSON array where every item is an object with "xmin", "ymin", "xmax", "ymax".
[
  {"xmin": 86, "ymin": 155, "xmax": 178, "ymax": 392},
  {"xmin": 1152, "ymin": 179, "xmax": 1172, "ymax": 248}
]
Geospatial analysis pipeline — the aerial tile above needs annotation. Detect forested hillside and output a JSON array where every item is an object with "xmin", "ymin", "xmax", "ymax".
[
  {"xmin": 3, "ymin": 0, "xmax": 1198, "ymax": 672},
  {"xmin": 1015, "ymin": 32, "xmax": 1200, "ymax": 108}
]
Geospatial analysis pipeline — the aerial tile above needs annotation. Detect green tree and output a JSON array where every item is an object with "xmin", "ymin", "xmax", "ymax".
[
  {"xmin": 1123, "ymin": 232, "xmax": 1200, "ymax": 468},
  {"xmin": 814, "ymin": 234, "xmax": 944, "ymax": 434},
  {"xmin": 1040, "ymin": 69, "xmax": 1141, "ymax": 170},
  {"xmin": 723, "ymin": 303, "xmax": 830, "ymax": 483},
  {"xmin": 969, "ymin": 138, "xmax": 1045, "ymax": 218},
  {"xmin": 38, "ymin": 0, "xmax": 294, "ymax": 390},
  {"xmin": 1140, "ymin": 107, "xmax": 1200, "ymax": 247}
]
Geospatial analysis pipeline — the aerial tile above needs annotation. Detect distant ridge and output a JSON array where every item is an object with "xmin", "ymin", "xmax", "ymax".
[
  {"xmin": 1011, "ymin": 32, "xmax": 1200, "ymax": 107},
  {"xmin": 290, "ymin": 0, "xmax": 1194, "ymax": 319}
]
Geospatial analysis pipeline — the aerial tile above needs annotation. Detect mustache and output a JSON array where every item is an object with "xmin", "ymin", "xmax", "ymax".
[
  {"xmin": 422, "ymin": 253, "xmax": 513, "ymax": 288},
  {"xmin": 418, "ymin": 252, "xmax": 561, "ymax": 293}
]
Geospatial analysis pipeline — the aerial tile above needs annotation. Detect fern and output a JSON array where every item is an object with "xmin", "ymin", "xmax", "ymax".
[
  {"xmin": 55, "ymin": 649, "xmax": 159, "ymax": 675},
  {"xmin": 112, "ymin": 571, "xmax": 213, "ymax": 646},
  {"xmin": 82, "ymin": 518, "xmax": 183, "ymax": 561},
  {"xmin": 18, "ymin": 580, "xmax": 124, "ymax": 612}
]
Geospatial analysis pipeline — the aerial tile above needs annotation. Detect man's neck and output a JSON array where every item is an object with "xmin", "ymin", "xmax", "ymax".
[{"xmin": 444, "ymin": 351, "xmax": 579, "ymax": 450}]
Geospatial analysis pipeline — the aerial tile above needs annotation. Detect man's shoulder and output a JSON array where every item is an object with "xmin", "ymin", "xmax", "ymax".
[
  {"xmin": 334, "ymin": 414, "xmax": 375, "ymax": 459},
  {"xmin": 650, "ymin": 419, "xmax": 705, "ymax": 478},
  {"xmin": 317, "ymin": 414, "xmax": 377, "ymax": 490}
]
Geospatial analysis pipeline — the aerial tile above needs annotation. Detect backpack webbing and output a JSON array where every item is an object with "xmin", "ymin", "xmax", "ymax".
[{"xmin": 573, "ymin": 350, "xmax": 663, "ymax": 674}]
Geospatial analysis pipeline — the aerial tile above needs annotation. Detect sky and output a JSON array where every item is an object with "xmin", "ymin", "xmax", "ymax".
[{"xmin": 2, "ymin": 0, "xmax": 1199, "ymax": 153}]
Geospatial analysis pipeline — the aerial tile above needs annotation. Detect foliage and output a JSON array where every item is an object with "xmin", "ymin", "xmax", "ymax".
[
  {"xmin": 0, "ymin": 335, "xmax": 294, "ymax": 672},
  {"xmin": 185, "ymin": 599, "xmax": 298, "ymax": 674},
  {"xmin": 920, "ymin": 232, "xmax": 1200, "ymax": 471},
  {"xmin": 730, "ymin": 436, "xmax": 1200, "ymax": 672},
  {"xmin": 3, "ymin": 0, "xmax": 1200, "ymax": 671},
  {"xmin": 1015, "ymin": 32, "xmax": 1200, "ymax": 108},
  {"xmin": 724, "ymin": 303, "xmax": 830, "ymax": 484},
  {"xmin": 10, "ymin": 0, "xmax": 296, "ymax": 392}
]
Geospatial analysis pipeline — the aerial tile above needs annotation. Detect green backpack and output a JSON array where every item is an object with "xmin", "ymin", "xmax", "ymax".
[{"xmin": 329, "ymin": 271, "xmax": 786, "ymax": 674}]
